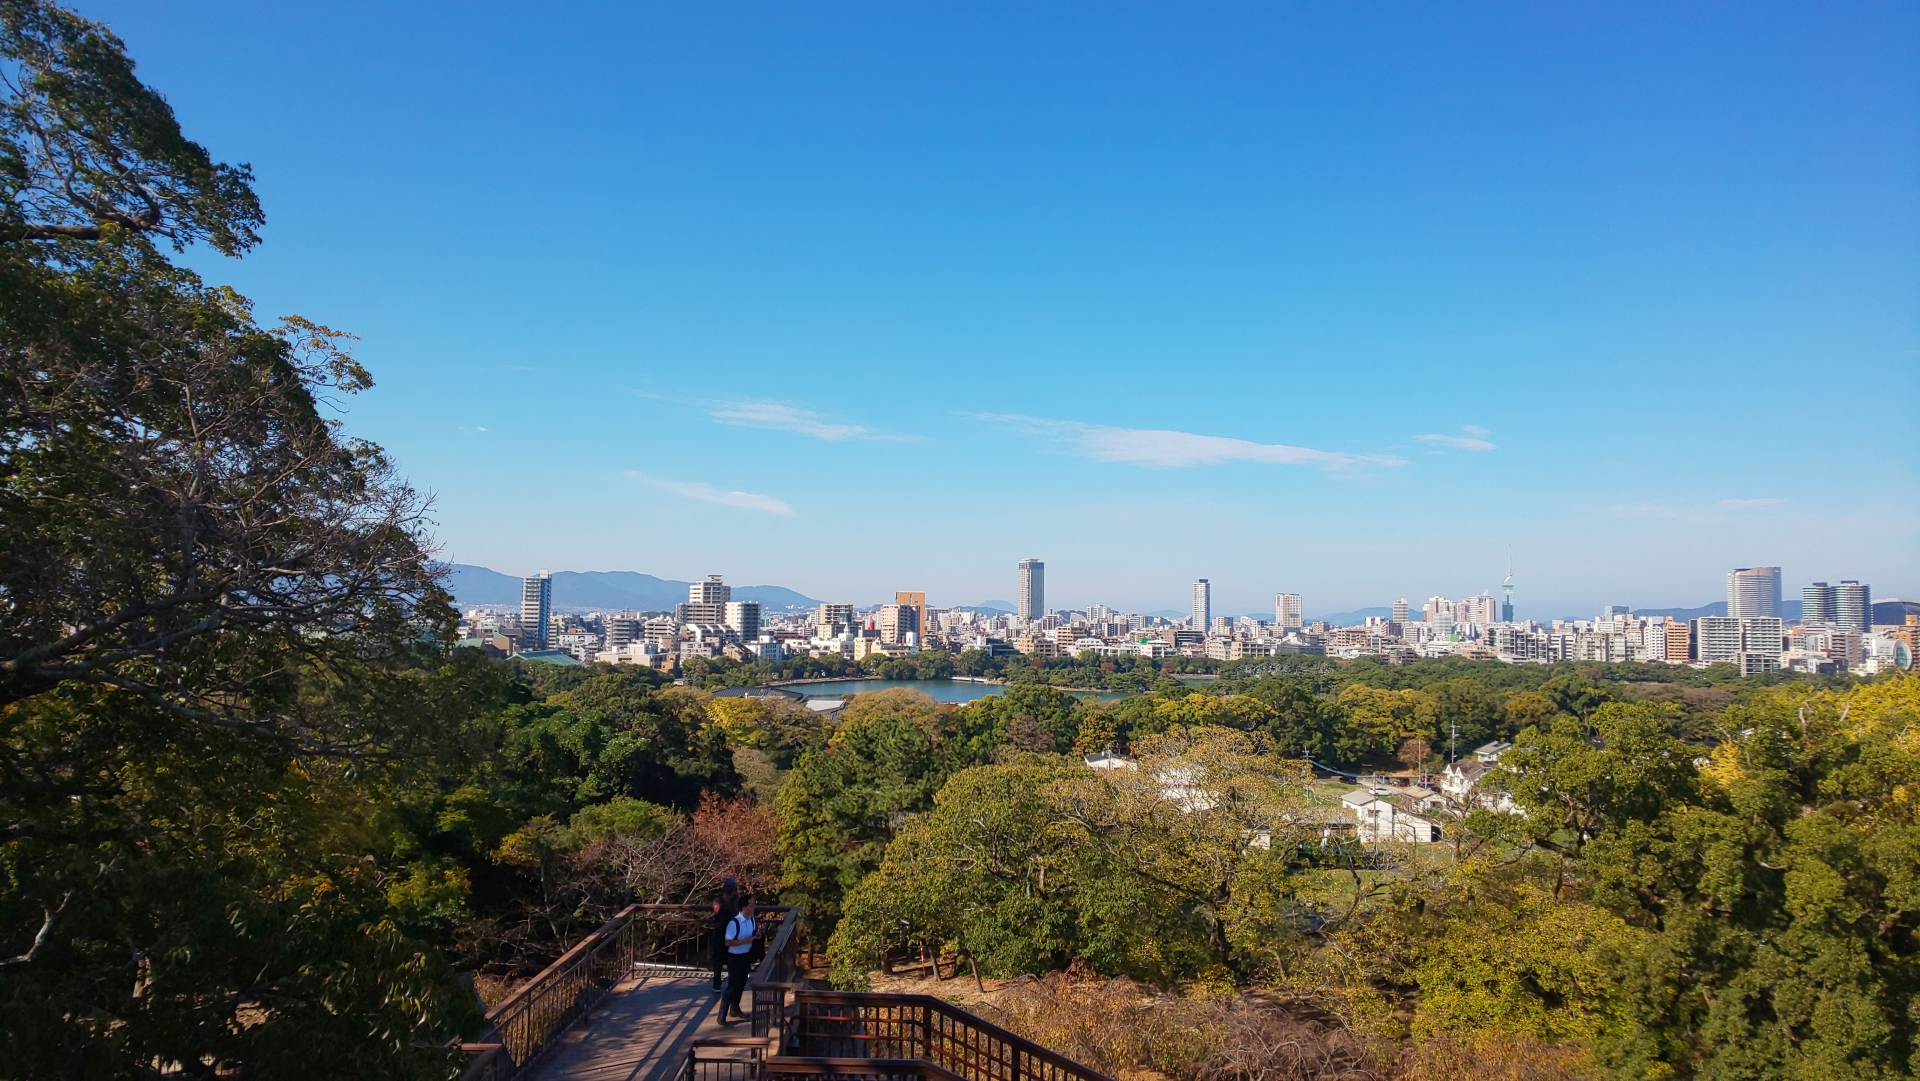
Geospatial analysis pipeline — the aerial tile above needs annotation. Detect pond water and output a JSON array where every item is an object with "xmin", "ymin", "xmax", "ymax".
[{"xmin": 784, "ymin": 678, "xmax": 1130, "ymax": 704}]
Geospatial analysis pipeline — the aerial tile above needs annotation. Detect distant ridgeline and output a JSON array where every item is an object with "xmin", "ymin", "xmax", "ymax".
[{"xmin": 443, "ymin": 564, "xmax": 822, "ymax": 612}]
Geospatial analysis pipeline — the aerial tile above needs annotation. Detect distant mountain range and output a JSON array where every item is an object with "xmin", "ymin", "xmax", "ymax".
[{"xmin": 444, "ymin": 565, "xmax": 821, "ymax": 612}]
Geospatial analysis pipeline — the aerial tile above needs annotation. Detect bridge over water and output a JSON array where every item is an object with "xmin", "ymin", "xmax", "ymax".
[{"xmin": 458, "ymin": 905, "xmax": 1110, "ymax": 1081}]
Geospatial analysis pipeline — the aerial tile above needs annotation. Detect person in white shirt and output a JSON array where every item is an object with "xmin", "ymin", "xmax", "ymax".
[{"xmin": 717, "ymin": 896, "xmax": 757, "ymax": 1024}]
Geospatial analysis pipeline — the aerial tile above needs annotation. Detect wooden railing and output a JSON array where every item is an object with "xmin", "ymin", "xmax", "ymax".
[
  {"xmin": 765, "ymin": 992, "xmax": 1115, "ymax": 1081},
  {"xmin": 458, "ymin": 903, "xmax": 797, "ymax": 1081}
]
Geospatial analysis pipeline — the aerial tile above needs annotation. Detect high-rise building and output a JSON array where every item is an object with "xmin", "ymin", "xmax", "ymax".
[
  {"xmin": 1391, "ymin": 598, "xmax": 1409, "ymax": 624},
  {"xmin": 1741, "ymin": 617, "xmax": 1785, "ymax": 658},
  {"xmin": 1836, "ymin": 580, "xmax": 1872, "ymax": 632},
  {"xmin": 1275, "ymin": 593, "xmax": 1303, "ymax": 629},
  {"xmin": 1664, "ymin": 620, "xmax": 1693, "ymax": 662},
  {"xmin": 1695, "ymin": 616, "xmax": 1744, "ymax": 664},
  {"xmin": 607, "ymin": 612, "xmax": 641, "ymax": 649},
  {"xmin": 1803, "ymin": 583, "xmax": 1837, "ymax": 625},
  {"xmin": 878, "ymin": 603, "xmax": 920, "ymax": 645},
  {"xmin": 723, "ymin": 600, "xmax": 761, "ymax": 641},
  {"xmin": 1727, "ymin": 567, "xmax": 1782, "ymax": 620},
  {"xmin": 817, "ymin": 603, "xmax": 855, "ymax": 635},
  {"xmin": 1016, "ymin": 559, "xmax": 1045, "ymax": 620},
  {"xmin": 895, "ymin": 591, "xmax": 927, "ymax": 612},
  {"xmin": 1501, "ymin": 562, "xmax": 1515, "ymax": 623},
  {"xmin": 1192, "ymin": 579, "xmax": 1211, "ymax": 630},
  {"xmin": 521, "ymin": 571, "xmax": 552, "ymax": 650},
  {"xmin": 686, "ymin": 574, "xmax": 730, "ymax": 624}
]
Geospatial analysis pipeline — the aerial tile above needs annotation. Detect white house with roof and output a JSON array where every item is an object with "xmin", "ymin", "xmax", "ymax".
[
  {"xmin": 1441, "ymin": 741, "xmax": 1516, "ymax": 813},
  {"xmin": 1341, "ymin": 787, "xmax": 1441, "ymax": 844}
]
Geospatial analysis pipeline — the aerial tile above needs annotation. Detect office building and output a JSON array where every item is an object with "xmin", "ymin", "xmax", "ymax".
[
  {"xmin": 1276, "ymin": 593, "xmax": 1303, "ymax": 629},
  {"xmin": 1501, "ymin": 564, "xmax": 1515, "ymax": 623},
  {"xmin": 723, "ymin": 600, "xmax": 761, "ymax": 642},
  {"xmin": 817, "ymin": 603, "xmax": 855, "ymax": 635},
  {"xmin": 686, "ymin": 574, "xmax": 730, "ymax": 624},
  {"xmin": 1192, "ymin": 579, "xmax": 1211, "ymax": 630},
  {"xmin": 1836, "ymin": 581, "xmax": 1872, "ymax": 632},
  {"xmin": 1803, "ymin": 582, "xmax": 1837, "ymax": 625},
  {"xmin": 520, "ymin": 571, "xmax": 551, "ymax": 650},
  {"xmin": 1392, "ymin": 598, "xmax": 1409, "ymax": 624},
  {"xmin": 1017, "ymin": 559, "xmax": 1045, "ymax": 620},
  {"xmin": 1727, "ymin": 567, "xmax": 1782, "ymax": 620},
  {"xmin": 895, "ymin": 591, "xmax": 927, "ymax": 612}
]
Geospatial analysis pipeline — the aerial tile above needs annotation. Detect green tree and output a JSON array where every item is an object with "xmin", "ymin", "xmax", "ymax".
[
  {"xmin": 775, "ymin": 689, "xmax": 954, "ymax": 938},
  {"xmin": 829, "ymin": 756, "xmax": 1082, "ymax": 987},
  {"xmin": 0, "ymin": 5, "xmax": 483, "ymax": 1073}
]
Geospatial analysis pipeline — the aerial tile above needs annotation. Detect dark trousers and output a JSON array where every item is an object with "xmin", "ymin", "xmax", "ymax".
[
  {"xmin": 721, "ymin": 952, "xmax": 751, "ymax": 1019},
  {"xmin": 711, "ymin": 938, "xmax": 725, "ymax": 989}
]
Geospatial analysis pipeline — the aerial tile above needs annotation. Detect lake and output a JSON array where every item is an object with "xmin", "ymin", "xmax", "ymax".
[{"xmin": 785, "ymin": 679, "xmax": 1130, "ymax": 704}]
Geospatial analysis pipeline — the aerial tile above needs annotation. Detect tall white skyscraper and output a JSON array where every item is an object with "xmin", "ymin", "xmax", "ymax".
[
  {"xmin": 1016, "ymin": 559, "xmax": 1044, "ymax": 620},
  {"xmin": 1836, "ymin": 580, "xmax": 1872, "ymax": 632},
  {"xmin": 1275, "ymin": 593, "xmax": 1303, "ymax": 629},
  {"xmin": 1727, "ymin": 567, "xmax": 1782, "ymax": 620},
  {"xmin": 521, "ymin": 571, "xmax": 551, "ymax": 649},
  {"xmin": 1391, "ymin": 598, "xmax": 1410, "ymax": 624},
  {"xmin": 1192, "ymin": 579, "xmax": 1211, "ymax": 630}
]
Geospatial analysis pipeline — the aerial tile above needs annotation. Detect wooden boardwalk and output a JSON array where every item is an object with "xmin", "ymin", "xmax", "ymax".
[{"xmin": 526, "ymin": 974, "xmax": 747, "ymax": 1081}]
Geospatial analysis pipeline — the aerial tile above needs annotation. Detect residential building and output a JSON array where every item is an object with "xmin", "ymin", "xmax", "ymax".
[
  {"xmin": 606, "ymin": 613, "xmax": 641, "ymax": 650},
  {"xmin": 817, "ymin": 603, "xmax": 855, "ymax": 636},
  {"xmin": 1017, "ymin": 559, "xmax": 1045, "ymax": 620},
  {"xmin": 520, "ymin": 571, "xmax": 551, "ymax": 650},
  {"xmin": 1804, "ymin": 582, "xmax": 1837, "ymax": 624},
  {"xmin": 1392, "ymin": 598, "xmax": 1410, "ymax": 624},
  {"xmin": 1341, "ymin": 788, "xmax": 1441, "ymax": 844},
  {"xmin": 1664, "ymin": 619, "xmax": 1693, "ymax": 663},
  {"xmin": 723, "ymin": 600, "xmax": 761, "ymax": 641},
  {"xmin": 1742, "ymin": 617, "xmax": 1785, "ymax": 658},
  {"xmin": 1461, "ymin": 593, "xmax": 1498, "ymax": 624},
  {"xmin": 1275, "ymin": 593, "xmax": 1303, "ymax": 629},
  {"xmin": 1192, "ymin": 579, "xmax": 1211, "ymax": 629},
  {"xmin": 877, "ymin": 603, "xmax": 920, "ymax": 645},
  {"xmin": 686, "ymin": 574, "xmax": 730, "ymax": 624},
  {"xmin": 1695, "ymin": 616, "xmax": 1744, "ymax": 664},
  {"xmin": 1837, "ymin": 580, "xmax": 1872, "ymax": 631},
  {"xmin": 1727, "ymin": 567, "xmax": 1782, "ymax": 619}
]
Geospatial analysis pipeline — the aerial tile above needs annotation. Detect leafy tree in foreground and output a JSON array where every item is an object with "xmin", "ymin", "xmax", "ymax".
[
  {"xmin": 0, "ymin": 2, "xmax": 475, "ymax": 1075},
  {"xmin": 775, "ymin": 689, "xmax": 954, "ymax": 939}
]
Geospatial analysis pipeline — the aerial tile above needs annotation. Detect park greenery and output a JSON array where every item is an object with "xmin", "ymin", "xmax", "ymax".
[{"xmin": 3, "ymin": 3, "xmax": 1918, "ymax": 1078}]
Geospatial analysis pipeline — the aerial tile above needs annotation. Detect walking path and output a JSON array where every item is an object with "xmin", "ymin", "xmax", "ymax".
[{"xmin": 526, "ymin": 974, "xmax": 743, "ymax": 1081}]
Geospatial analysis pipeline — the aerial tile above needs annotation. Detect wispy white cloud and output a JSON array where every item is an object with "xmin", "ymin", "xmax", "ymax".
[
  {"xmin": 978, "ymin": 414, "xmax": 1406, "ymax": 471},
  {"xmin": 1415, "ymin": 426, "xmax": 1496, "ymax": 451},
  {"xmin": 711, "ymin": 400, "xmax": 910, "ymax": 442},
  {"xmin": 625, "ymin": 471, "xmax": 796, "ymax": 517}
]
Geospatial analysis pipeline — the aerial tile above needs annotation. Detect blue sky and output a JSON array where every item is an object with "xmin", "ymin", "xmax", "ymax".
[{"xmin": 86, "ymin": 1, "xmax": 1918, "ymax": 617}]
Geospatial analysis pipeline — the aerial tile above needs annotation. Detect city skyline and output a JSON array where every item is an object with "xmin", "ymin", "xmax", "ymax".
[{"xmin": 84, "ymin": 2, "xmax": 1919, "ymax": 614}]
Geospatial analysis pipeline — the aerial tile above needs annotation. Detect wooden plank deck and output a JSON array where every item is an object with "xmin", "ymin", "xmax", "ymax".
[{"xmin": 526, "ymin": 974, "xmax": 746, "ymax": 1081}]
